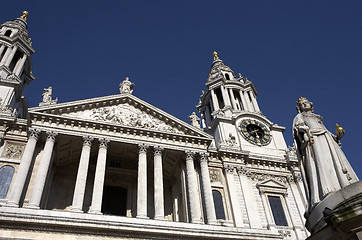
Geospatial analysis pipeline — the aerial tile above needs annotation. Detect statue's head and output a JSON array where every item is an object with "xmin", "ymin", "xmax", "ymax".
[{"xmin": 296, "ymin": 97, "xmax": 313, "ymax": 113}]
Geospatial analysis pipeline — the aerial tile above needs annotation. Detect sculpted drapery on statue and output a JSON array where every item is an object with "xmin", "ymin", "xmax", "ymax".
[{"xmin": 293, "ymin": 97, "xmax": 358, "ymax": 213}]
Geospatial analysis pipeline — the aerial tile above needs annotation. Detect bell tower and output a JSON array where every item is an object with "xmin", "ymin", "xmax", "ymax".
[
  {"xmin": 196, "ymin": 52, "xmax": 287, "ymax": 155},
  {"xmin": 0, "ymin": 11, "xmax": 35, "ymax": 118}
]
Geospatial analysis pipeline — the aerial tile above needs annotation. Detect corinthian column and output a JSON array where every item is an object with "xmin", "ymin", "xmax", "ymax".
[
  {"xmin": 71, "ymin": 136, "xmax": 93, "ymax": 212},
  {"xmin": 199, "ymin": 152, "xmax": 217, "ymax": 224},
  {"xmin": 154, "ymin": 146, "xmax": 164, "ymax": 220},
  {"xmin": 89, "ymin": 138, "xmax": 109, "ymax": 214},
  {"xmin": 27, "ymin": 131, "xmax": 58, "ymax": 209},
  {"xmin": 185, "ymin": 151, "xmax": 202, "ymax": 223},
  {"xmin": 7, "ymin": 128, "xmax": 40, "ymax": 207},
  {"xmin": 137, "ymin": 143, "xmax": 149, "ymax": 218}
]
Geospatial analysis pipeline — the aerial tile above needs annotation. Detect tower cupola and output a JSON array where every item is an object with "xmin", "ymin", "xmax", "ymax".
[
  {"xmin": 0, "ymin": 11, "xmax": 35, "ymax": 118},
  {"xmin": 196, "ymin": 52, "xmax": 261, "ymax": 129}
]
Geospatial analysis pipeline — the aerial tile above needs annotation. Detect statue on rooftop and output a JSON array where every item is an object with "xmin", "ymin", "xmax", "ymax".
[{"xmin": 293, "ymin": 97, "xmax": 358, "ymax": 213}]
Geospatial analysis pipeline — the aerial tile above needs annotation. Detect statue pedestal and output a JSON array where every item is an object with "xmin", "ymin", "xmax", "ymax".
[{"xmin": 306, "ymin": 181, "xmax": 362, "ymax": 240}]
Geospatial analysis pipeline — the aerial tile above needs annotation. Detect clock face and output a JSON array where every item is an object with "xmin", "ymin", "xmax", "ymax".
[{"xmin": 239, "ymin": 119, "xmax": 271, "ymax": 146}]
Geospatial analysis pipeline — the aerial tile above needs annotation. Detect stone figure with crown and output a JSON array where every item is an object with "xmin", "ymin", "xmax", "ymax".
[{"xmin": 293, "ymin": 97, "xmax": 359, "ymax": 212}]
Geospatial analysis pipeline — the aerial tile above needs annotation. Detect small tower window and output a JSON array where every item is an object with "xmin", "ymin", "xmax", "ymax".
[
  {"xmin": 225, "ymin": 73, "xmax": 230, "ymax": 80},
  {"xmin": 214, "ymin": 88, "xmax": 225, "ymax": 109},
  {"xmin": 212, "ymin": 190, "xmax": 226, "ymax": 220},
  {"xmin": 4, "ymin": 30, "xmax": 12, "ymax": 37},
  {"xmin": 0, "ymin": 165, "xmax": 15, "ymax": 199},
  {"xmin": 9, "ymin": 50, "xmax": 22, "ymax": 72}
]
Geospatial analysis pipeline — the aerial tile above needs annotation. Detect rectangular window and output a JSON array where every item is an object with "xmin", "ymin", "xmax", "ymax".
[{"xmin": 268, "ymin": 196, "xmax": 288, "ymax": 226}]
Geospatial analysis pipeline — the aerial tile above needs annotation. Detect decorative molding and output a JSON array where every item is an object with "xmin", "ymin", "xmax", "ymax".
[
  {"xmin": 278, "ymin": 229, "xmax": 291, "ymax": 238},
  {"xmin": 82, "ymin": 136, "xmax": 94, "ymax": 147},
  {"xmin": 138, "ymin": 143, "xmax": 149, "ymax": 154},
  {"xmin": 223, "ymin": 163, "xmax": 235, "ymax": 173},
  {"xmin": 3, "ymin": 143, "xmax": 23, "ymax": 159},
  {"xmin": 28, "ymin": 128, "xmax": 41, "ymax": 140},
  {"xmin": 46, "ymin": 131, "xmax": 58, "ymax": 142},
  {"xmin": 209, "ymin": 169, "xmax": 220, "ymax": 183},
  {"xmin": 153, "ymin": 146, "xmax": 163, "ymax": 156},
  {"xmin": 185, "ymin": 150, "xmax": 194, "ymax": 161},
  {"xmin": 199, "ymin": 152, "xmax": 209, "ymax": 163},
  {"xmin": 98, "ymin": 138, "xmax": 110, "ymax": 149}
]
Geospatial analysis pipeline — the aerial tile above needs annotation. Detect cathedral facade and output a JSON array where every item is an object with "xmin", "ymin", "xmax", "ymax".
[{"xmin": 0, "ymin": 13, "xmax": 308, "ymax": 239}]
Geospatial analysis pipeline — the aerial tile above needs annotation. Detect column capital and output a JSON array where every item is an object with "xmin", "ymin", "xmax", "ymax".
[
  {"xmin": 46, "ymin": 130, "xmax": 58, "ymax": 142},
  {"xmin": 82, "ymin": 135, "xmax": 94, "ymax": 147},
  {"xmin": 153, "ymin": 146, "xmax": 164, "ymax": 156},
  {"xmin": 185, "ymin": 150, "xmax": 195, "ymax": 161},
  {"xmin": 28, "ymin": 128, "xmax": 41, "ymax": 140},
  {"xmin": 138, "ymin": 143, "xmax": 149, "ymax": 154},
  {"xmin": 223, "ymin": 163, "xmax": 235, "ymax": 173},
  {"xmin": 199, "ymin": 152, "xmax": 209, "ymax": 163},
  {"xmin": 98, "ymin": 138, "xmax": 110, "ymax": 149}
]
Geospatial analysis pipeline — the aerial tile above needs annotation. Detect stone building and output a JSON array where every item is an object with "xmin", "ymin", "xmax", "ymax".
[{"xmin": 0, "ymin": 13, "xmax": 309, "ymax": 239}]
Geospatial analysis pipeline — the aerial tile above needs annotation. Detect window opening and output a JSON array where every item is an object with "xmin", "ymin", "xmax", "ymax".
[
  {"xmin": 225, "ymin": 73, "xmax": 230, "ymax": 80},
  {"xmin": 214, "ymin": 88, "xmax": 225, "ymax": 109},
  {"xmin": 4, "ymin": 30, "xmax": 11, "ymax": 37},
  {"xmin": 268, "ymin": 196, "xmax": 288, "ymax": 226},
  {"xmin": 0, "ymin": 165, "xmax": 15, "ymax": 199},
  {"xmin": 0, "ymin": 46, "xmax": 7, "ymax": 63},
  {"xmin": 9, "ymin": 50, "xmax": 22, "ymax": 72},
  {"xmin": 101, "ymin": 185, "xmax": 127, "ymax": 216},
  {"xmin": 233, "ymin": 90, "xmax": 243, "ymax": 110},
  {"xmin": 212, "ymin": 190, "xmax": 226, "ymax": 220}
]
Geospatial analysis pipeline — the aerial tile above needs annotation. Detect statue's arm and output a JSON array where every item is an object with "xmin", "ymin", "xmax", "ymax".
[{"xmin": 293, "ymin": 115, "xmax": 310, "ymax": 149}]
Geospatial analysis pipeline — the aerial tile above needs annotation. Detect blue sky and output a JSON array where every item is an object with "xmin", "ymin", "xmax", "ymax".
[{"xmin": 2, "ymin": 1, "xmax": 362, "ymax": 177}]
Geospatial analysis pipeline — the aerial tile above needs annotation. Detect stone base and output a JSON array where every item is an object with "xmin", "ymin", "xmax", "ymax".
[{"xmin": 306, "ymin": 181, "xmax": 362, "ymax": 240}]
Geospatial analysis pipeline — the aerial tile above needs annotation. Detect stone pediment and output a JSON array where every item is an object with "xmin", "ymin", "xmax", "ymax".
[
  {"xmin": 258, "ymin": 179, "xmax": 287, "ymax": 188},
  {"xmin": 29, "ymin": 94, "xmax": 211, "ymax": 138}
]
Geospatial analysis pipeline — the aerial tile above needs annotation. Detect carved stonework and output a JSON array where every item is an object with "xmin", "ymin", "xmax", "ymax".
[
  {"xmin": 199, "ymin": 152, "xmax": 209, "ymax": 163},
  {"xmin": 185, "ymin": 150, "xmax": 194, "ymax": 161},
  {"xmin": 138, "ymin": 143, "xmax": 149, "ymax": 154},
  {"xmin": 278, "ymin": 229, "xmax": 291, "ymax": 238},
  {"xmin": 82, "ymin": 136, "xmax": 94, "ymax": 147},
  {"xmin": 46, "ymin": 131, "xmax": 58, "ymax": 142},
  {"xmin": 28, "ymin": 128, "xmax": 41, "ymax": 140},
  {"xmin": 153, "ymin": 146, "xmax": 163, "ymax": 156},
  {"xmin": 77, "ymin": 104, "xmax": 181, "ymax": 134},
  {"xmin": 223, "ymin": 164, "xmax": 235, "ymax": 173},
  {"xmin": 39, "ymin": 86, "xmax": 58, "ymax": 106},
  {"xmin": 99, "ymin": 138, "xmax": 110, "ymax": 149},
  {"xmin": 188, "ymin": 112, "xmax": 200, "ymax": 128},
  {"xmin": 3, "ymin": 143, "xmax": 24, "ymax": 159},
  {"xmin": 293, "ymin": 171, "xmax": 302, "ymax": 182},
  {"xmin": 209, "ymin": 169, "xmax": 220, "ymax": 183},
  {"xmin": 119, "ymin": 77, "xmax": 134, "ymax": 94},
  {"xmin": 241, "ymin": 169, "xmax": 288, "ymax": 184}
]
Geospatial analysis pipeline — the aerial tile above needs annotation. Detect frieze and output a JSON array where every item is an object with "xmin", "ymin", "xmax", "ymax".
[
  {"xmin": 238, "ymin": 168, "xmax": 289, "ymax": 184},
  {"xmin": 63, "ymin": 103, "xmax": 181, "ymax": 134}
]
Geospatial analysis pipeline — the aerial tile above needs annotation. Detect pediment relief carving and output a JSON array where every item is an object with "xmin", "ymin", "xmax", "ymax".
[{"xmin": 61, "ymin": 103, "xmax": 182, "ymax": 134}]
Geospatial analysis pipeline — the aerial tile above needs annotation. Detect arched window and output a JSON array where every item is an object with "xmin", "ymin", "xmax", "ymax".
[
  {"xmin": 212, "ymin": 190, "xmax": 226, "ymax": 220},
  {"xmin": 0, "ymin": 165, "xmax": 15, "ymax": 199},
  {"xmin": 4, "ymin": 30, "xmax": 12, "ymax": 37},
  {"xmin": 225, "ymin": 73, "xmax": 230, "ymax": 80}
]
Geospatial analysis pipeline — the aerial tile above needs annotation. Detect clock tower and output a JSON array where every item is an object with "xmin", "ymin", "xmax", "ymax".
[{"xmin": 196, "ymin": 51, "xmax": 287, "ymax": 156}]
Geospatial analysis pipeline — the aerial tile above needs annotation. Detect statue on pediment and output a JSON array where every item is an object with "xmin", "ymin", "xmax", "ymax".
[
  {"xmin": 119, "ymin": 77, "xmax": 134, "ymax": 94},
  {"xmin": 39, "ymin": 86, "xmax": 58, "ymax": 106}
]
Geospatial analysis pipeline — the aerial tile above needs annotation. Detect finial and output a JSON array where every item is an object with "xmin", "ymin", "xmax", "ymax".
[
  {"xmin": 297, "ymin": 96, "xmax": 308, "ymax": 104},
  {"xmin": 213, "ymin": 51, "xmax": 219, "ymax": 61},
  {"xmin": 20, "ymin": 11, "xmax": 29, "ymax": 21},
  {"xmin": 335, "ymin": 123, "xmax": 345, "ymax": 140}
]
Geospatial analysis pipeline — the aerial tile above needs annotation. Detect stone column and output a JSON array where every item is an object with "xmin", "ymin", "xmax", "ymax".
[
  {"xmin": 228, "ymin": 88, "xmax": 237, "ymax": 110},
  {"xmin": 199, "ymin": 152, "xmax": 217, "ymax": 224},
  {"xmin": 7, "ymin": 129, "xmax": 40, "ymax": 207},
  {"xmin": 220, "ymin": 85, "xmax": 231, "ymax": 107},
  {"xmin": 244, "ymin": 90, "xmax": 254, "ymax": 112},
  {"xmin": 71, "ymin": 136, "xmax": 93, "ymax": 212},
  {"xmin": 4, "ymin": 46, "xmax": 18, "ymax": 67},
  {"xmin": 0, "ymin": 45, "xmax": 5, "ymax": 59},
  {"xmin": 137, "ymin": 143, "xmax": 149, "ymax": 218},
  {"xmin": 210, "ymin": 89, "xmax": 220, "ymax": 111},
  {"xmin": 224, "ymin": 164, "xmax": 244, "ymax": 227},
  {"xmin": 154, "ymin": 146, "xmax": 164, "ymax": 220},
  {"xmin": 185, "ymin": 151, "xmax": 202, "ymax": 223},
  {"xmin": 250, "ymin": 91, "xmax": 260, "ymax": 112},
  {"xmin": 0, "ymin": 47, "xmax": 12, "ymax": 65},
  {"xmin": 89, "ymin": 138, "xmax": 109, "ymax": 214},
  {"xmin": 27, "ymin": 131, "xmax": 58, "ymax": 209},
  {"xmin": 239, "ymin": 90, "xmax": 249, "ymax": 111},
  {"xmin": 237, "ymin": 167, "xmax": 263, "ymax": 228},
  {"xmin": 14, "ymin": 53, "xmax": 27, "ymax": 76}
]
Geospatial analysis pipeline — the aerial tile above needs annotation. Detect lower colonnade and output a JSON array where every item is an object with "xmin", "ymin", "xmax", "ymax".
[{"xmin": 5, "ymin": 128, "xmax": 218, "ymax": 224}]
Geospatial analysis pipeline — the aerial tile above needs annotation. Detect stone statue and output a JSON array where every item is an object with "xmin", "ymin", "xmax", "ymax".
[
  {"xmin": 293, "ymin": 97, "xmax": 358, "ymax": 213},
  {"xmin": 39, "ymin": 86, "xmax": 58, "ymax": 106},
  {"xmin": 119, "ymin": 77, "xmax": 134, "ymax": 94}
]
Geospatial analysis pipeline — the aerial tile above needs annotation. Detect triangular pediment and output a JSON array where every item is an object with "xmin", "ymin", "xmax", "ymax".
[
  {"xmin": 258, "ymin": 179, "xmax": 287, "ymax": 189},
  {"xmin": 29, "ymin": 93, "xmax": 212, "ymax": 139}
]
